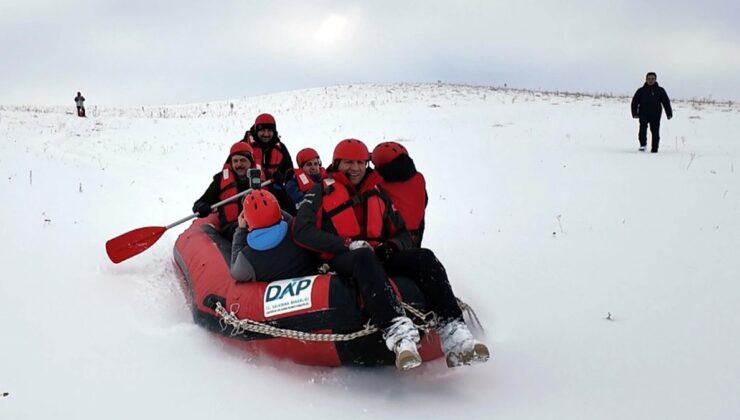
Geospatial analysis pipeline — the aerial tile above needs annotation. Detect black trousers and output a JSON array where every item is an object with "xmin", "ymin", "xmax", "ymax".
[
  {"xmin": 385, "ymin": 248, "xmax": 463, "ymax": 323},
  {"xmin": 330, "ymin": 248, "xmax": 404, "ymax": 327},
  {"xmin": 638, "ymin": 118, "xmax": 661, "ymax": 151}
]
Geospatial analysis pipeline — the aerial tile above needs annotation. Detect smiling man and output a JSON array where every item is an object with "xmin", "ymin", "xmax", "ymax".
[
  {"xmin": 244, "ymin": 113, "xmax": 296, "ymax": 214},
  {"xmin": 292, "ymin": 138, "xmax": 489, "ymax": 370},
  {"xmin": 292, "ymin": 138, "xmax": 422, "ymax": 369},
  {"xmin": 192, "ymin": 142, "xmax": 255, "ymax": 239}
]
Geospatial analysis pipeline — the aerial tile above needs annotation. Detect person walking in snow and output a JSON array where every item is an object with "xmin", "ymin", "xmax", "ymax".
[
  {"xmin": 631, "ymin": 72, "xmax": 673, "ymax": 153},
  {"xmin": 192, "ymin": 142, "xmax": 256, "ymax": 240},
  {"xmin": 284, "ymin": 147, "xmax": 327, "ymax": 210},
  {"xmin": 293, "ymin": 138, "xmax": 489, "ymax": 370},
  {"xmin": 243, "ymin": 113, "xmax": 296, "ymax": 215},
  {"xmin": 230, "ymin": 189, "xmax": 319, "ymax": 282},
  {"xmin": 74, "ymin": 92, "xmax": 86, "ymax": 117}
]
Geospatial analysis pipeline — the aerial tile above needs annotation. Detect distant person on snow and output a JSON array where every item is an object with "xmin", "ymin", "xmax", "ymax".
[
  {"xmin": 631, "ymin": 72, "xmax": 673, "ymax": 153},
  {"xmin": 192, "ymin": 142, "xmax": 256, "ymax": 240},
  {"xmin": 293, "ymin": 138, "xmax": 489, "ymax": 370},
  {"xmin": 285, "ymin": 147, "xmax": 327, "ymax": 210},
  {"xmin": 75, "ymin": 92, "xmax": 85, "ymax": 117},
  {"xmin": 243, "ymin": 113, "xmax": 296, "ymax": 215},
  {"xmin": 230, "ymin": 189, "xmax": 319, "ymax": 282}
]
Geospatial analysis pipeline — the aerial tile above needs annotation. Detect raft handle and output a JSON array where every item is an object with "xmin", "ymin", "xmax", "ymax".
[{"xmin": 204, "ymin": 294, "xmax": 226, "ymax": 310}]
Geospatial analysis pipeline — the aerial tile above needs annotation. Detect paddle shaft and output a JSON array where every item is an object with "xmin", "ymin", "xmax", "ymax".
[
  {"xmin": 105, "ymin": 179, "xmax": 274, "ymax": 263},
  {"xmin": 165, "ymin": 179, "xmax": 273, "ymax": 230}
]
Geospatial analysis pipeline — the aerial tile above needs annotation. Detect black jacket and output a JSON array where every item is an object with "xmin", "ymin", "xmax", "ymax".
[
  {"xmin": 230, "ymin": 220, "xmax": 319, "ymax": 282},
  {"xmin": 631, "ymin": 82, "xmax": 672, "ymax": 120},
  {"xmin": 245, "ymin": 126, "xmax": 294, "ymax": 178},
  {"xmin": 193, "ymin": 171, "xmax": 251, "ymax": 226}
]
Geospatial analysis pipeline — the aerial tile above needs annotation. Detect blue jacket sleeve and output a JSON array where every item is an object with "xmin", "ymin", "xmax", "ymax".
[{"xmin": 285, "ymin": 177, "xmax": 304, "ymax": 209}]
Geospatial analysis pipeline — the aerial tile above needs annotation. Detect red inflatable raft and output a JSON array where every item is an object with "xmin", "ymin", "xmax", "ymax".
[{"xmin": 173, "ymin": 216, "xmax": 444, "ymax": 367}]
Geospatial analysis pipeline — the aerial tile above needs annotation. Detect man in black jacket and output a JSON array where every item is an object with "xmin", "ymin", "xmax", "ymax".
[
  {"xmin": 631, "ymin": 72, "xmax": 673, "ymax": 153},
  {"xmin": 74, "ymin": 92, "xmax": 85, "ymax": 117},
  {"xmin": 244, "ymin": 113, "xmax": 296, "ymax": 214},
  {"xmin": 192, "ymin": 142, "xmax": 255, "ymax": 240}
]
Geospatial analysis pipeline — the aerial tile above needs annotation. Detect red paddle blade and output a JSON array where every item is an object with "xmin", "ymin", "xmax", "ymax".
[{"xmin": 105, "ymin": 226, "xmax": 167, "ymax": 263}]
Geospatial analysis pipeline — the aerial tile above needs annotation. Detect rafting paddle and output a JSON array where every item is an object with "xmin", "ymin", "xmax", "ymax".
[{"xmin": 105, "ymin": 178, "xmax": 271, "ymax": 264}]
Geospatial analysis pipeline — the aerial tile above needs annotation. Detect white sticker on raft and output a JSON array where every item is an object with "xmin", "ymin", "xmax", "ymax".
[{"xmin": 263, "ymin": 275, "xmax": 317, "ymax": 317}]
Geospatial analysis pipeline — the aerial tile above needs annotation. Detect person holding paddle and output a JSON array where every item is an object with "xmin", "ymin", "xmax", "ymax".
[
  {"xmin": 105, "ymin": 147, "xmax": 271, "ymax": 264},
  {"xmin": 192, "ymin": 142, "xmax": 257, "ymax": 240}
]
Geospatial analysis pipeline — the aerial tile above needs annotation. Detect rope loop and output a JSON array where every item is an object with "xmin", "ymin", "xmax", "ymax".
[{"xmin": 213, "ymin": 299, "xmax": 482, "ymax": 342}]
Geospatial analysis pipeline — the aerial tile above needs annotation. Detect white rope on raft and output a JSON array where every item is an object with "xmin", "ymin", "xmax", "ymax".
[{"xmin": 213, "ymin": 298, "xmax": 483, "ymax": 342}]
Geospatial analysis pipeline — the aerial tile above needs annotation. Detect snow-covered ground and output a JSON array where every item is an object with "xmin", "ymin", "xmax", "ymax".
[{"xmin": 1, "ymin": 83, "xmax": 739, "ymax": 419}]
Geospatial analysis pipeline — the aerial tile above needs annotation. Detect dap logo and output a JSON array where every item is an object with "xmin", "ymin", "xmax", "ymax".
[
  {"xmin": 265, "ymin": 277, "xmax": 313, "ymax": 302},
  {"xmin": 263, "ymin": 276, "xmax": 317, "ymax": 317}
]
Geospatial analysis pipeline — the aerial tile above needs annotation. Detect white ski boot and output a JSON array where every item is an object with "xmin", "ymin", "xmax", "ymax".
[
  {"xmin": 438, "ymin": 319, "xmax": 490, "ymax": 368},
  {"xmin": 383, "ymin": 316, "xmax": 422, "ymax": 371}
]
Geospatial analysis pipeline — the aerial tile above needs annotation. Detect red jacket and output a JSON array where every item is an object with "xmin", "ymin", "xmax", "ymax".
[{"xmin": 378, "ymin": 172, "xmax": 427, "ymax": 247}]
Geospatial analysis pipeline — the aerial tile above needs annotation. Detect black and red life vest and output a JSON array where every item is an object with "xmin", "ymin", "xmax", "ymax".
[
  {"xmin": 249, "ymin": 140, "xmax": 287, "ymax": 178},
  {"xmin": 378, "ymin": 172, "xmax": 427, "ymax": 247},
  {"xmin": 315, "ymin": 172, "xmax": 392, "ymax": 260},
  {"xmin": 217, "ymin": 165, "xmax": 242, "ymax": 226}
]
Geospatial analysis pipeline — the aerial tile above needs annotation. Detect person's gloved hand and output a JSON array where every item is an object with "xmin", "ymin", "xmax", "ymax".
[
  {"xmin": 193, "ymin": 202, "xmax": 211, "ymax": 218},
  {"xmin": 374, "ymin": 242, "xmax": 398, "ymax": 262},
  {"xmin": 349, "ymin": 240, "xmax": 372, "ymax": 251},
  {"xmin": 270, "ymin": 171, "xmax": 285, "ymax": 190},
  {"xmin": 272, "ymin": 171, "xmax": 285, "ymax": 185},
  {"xmin": 667, "ymin": 115, "xmax": 673, "ymax": 120}
]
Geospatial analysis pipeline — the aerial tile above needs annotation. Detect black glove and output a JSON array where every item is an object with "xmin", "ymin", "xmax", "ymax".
[
  {"xmin": 272, "ymin": 171, "xmax": 285, "ymax": 185},
  {"xmin": 374, "ymin": 242, "xmax": 398, "ymax": 262},
  {"xmin": 271, "ymin": 171, "xmax": 285, "ymax": 190},
  {"xmin": 193, "ymin": 202, "xmax": 211, "ymax": 218}
]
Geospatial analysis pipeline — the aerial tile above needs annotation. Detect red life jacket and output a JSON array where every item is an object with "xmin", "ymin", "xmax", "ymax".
[
  {"xmin": 316, "ymin": 172, "xmax": 388, "ymax": 260},
  {"xmin": 217, "ymin": 165, "xmax": 241, "ymax": 226},
  {"xmin": 379, "ymin": 172, "xmax": 427, "ymax": 247},
  {"xmin": 250, "ymin": 141, "xmax": 286, "ymax": 177},
  {"xmin": 294, "ymin": 167, "xmax": 328, "ymax": 193}
]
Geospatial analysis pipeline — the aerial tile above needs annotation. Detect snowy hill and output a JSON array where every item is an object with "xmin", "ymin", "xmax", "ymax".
[{"xmin": 1, "ymin": 83, "xmax": 739, "ymax": 419}]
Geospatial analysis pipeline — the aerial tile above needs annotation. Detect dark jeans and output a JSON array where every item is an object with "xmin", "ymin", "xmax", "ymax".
[
  {"xmin": 385, "ymin": 248, "xmax": 463, "ymax": 323},
  {"xmin": 330, "ymin": 248, "xmax": 404, "ymax": 327},
  {"xmin": 639, "ymin": 118, "xmax": 661, "ymax": 151}
]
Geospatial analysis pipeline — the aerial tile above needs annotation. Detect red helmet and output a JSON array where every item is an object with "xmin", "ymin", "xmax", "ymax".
[
  {"xmin": 254, "ymin": 113, "xmax": 276, "ymax": 130},
  {"xmin": 371, "ymin": 141, "xmax": 408, "ymax": 168},
  {"xmin": 228, "ymin": 142, "xmax": 254, "ymax": 162},
  {"xmin": 242, "ymin": 190, "xmax": 282, "ymax": 231},
  {"xmin": 296, "ymin": 148, "xmax": 321, "ymax": 168},
  {"xmin": 332, "ymin": 139, "xmax": 369, "ymax": 162}
]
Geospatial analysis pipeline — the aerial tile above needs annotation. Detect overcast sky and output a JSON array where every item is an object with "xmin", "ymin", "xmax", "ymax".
[{"xmin": 2, "ymin": 0, "xmax": 739, "ymax": 106}]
